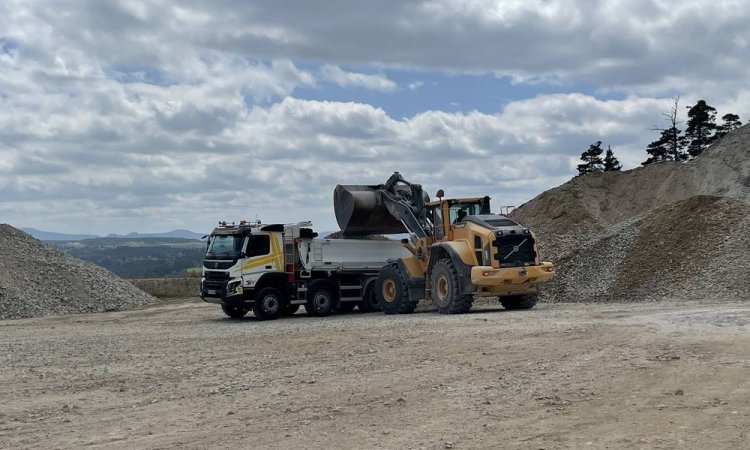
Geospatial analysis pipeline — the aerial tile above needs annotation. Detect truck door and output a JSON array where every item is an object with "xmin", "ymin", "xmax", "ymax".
[{"xmin": 241, "ymin": 234, "xmax": 279, "ymax": 287}]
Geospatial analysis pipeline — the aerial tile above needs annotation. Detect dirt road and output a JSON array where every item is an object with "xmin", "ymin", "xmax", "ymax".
[{"xmin": 1, "ymin": 299, "xmax": 749, "ymax": 449}]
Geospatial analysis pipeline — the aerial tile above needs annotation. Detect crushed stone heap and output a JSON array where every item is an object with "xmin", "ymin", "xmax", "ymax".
[
  {"xmin": 511, "ymin": 124, "xmax": 750, "ymax": 303},
  {"xmin": 0, "ymin": 225, "xmax": 157, "ymax": 319}
]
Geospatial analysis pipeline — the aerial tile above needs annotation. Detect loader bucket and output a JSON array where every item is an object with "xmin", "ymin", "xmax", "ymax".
[{"xmin": 334, "ymin": 184, "xmax": 407, "ymax": 236}]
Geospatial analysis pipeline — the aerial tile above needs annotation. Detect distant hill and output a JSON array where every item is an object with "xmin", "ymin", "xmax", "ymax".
[
  {"xmin": 21, "ymin": 228, "xmax": 99, "ymax": 241},
  {"xmin": 21, "ymin": 228, "xmax": 204, "ymax": 241},
  {"xmin": 105, "ymin": 229, "xmax": 205, "ymax": 240},
  {"xmin": 49, "ymin": 237, "xmax": 207, "ymax": 278}
]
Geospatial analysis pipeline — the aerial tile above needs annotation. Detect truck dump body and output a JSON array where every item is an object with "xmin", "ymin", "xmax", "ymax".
[{"xmin": 298, "ymin": 238, "xmax": 412, "ymax": 272}]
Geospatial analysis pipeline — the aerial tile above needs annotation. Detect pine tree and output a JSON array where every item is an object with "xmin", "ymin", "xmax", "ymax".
[
  {"xmin": 715, "ymin": 113, "xmax": 742, "ymax": 140},
  {"xmin": 603, "ymin": 146, "xmax": 622, "ymax": 171},
  {"xmin": 684, "ymin": 100, "xmax": 717, "ymax": 158},
  {"xmin": 643, "ymin": 97, "xmax": 687, "ymax": 165},
  {"xmin": 577, "ymin": 141, "xmax": 605, "ymax": 176}
]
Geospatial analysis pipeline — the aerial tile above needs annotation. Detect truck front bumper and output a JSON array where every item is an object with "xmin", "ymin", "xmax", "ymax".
[
  {"xmin": 470, "ymin": 262, "xmax": 555, "ymax": 295},
  {"xmin": 200, "ymin": 279, "xmax": 255, "ymax": 307}
]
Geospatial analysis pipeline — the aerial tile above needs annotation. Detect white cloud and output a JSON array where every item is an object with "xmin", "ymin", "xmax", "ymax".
[
  {"xmin": 0, "ymin": 86, "xmax": 672, "ymax": 234},
  {"xmin": 1, "ymin": 0, "xmax": 748, "ymax": 234},
  {"xmin": 320, "ymin": 65, "xmax": 397, "ymax": 92},
  {"xmin": 407, "ymin": 81, "xmax": 424, "ymax": 91}
]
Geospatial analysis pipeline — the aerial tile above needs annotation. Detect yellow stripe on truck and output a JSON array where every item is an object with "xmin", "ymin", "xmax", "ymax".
[{"xmin": 241, "ymin": 234, "xmax": 285, "ymax": 271}]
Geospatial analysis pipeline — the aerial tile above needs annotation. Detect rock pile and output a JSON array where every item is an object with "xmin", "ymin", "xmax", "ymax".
[
  {"xmin": 512, "ymin": 124, "xmax": 750, "ymax": 303},
  {"xmin": 0, "ymin": 225, "xmax": 156, "ymax": 319}
]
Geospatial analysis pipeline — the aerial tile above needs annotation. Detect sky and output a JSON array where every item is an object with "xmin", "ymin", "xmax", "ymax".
[{"xmin": 1, "ymin": 0, "xmax": 749, "ymax": 235}]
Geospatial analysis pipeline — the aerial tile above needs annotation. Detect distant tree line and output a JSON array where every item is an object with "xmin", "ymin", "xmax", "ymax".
[
  {"xmin": 576, "ymin": 141, "xmax": 622, "ymax": 176},
  {"xmin": 643, "ymin": 97, "xmax": 742, "ymax": 165},
  {"xmin": 576, "ymin": 97, "xmax": 744, "ymax": 177}
]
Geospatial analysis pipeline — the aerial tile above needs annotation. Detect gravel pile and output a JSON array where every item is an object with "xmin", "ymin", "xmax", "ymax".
[
  {"xmin": 0, "ymin": 225, "xmax": 157, "ymax": 319},
  {"xmin": 512, "ymin": 124, "xmax": 750, "ymax": 303}
]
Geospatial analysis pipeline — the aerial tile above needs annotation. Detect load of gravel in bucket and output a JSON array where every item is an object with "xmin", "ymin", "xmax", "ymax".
[
  {"xmin": 511, "ymin": 124, "xmax": 750, "ymax": 303},
  {"xmin": 0, "ymin": 225, "xmax": 157, "ymax": 319}
]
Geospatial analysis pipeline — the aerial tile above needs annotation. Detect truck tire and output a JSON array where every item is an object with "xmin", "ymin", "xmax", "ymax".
[
  {"xmin": 283, "ymin": 304, "xmax": 300, "ymax": 316},
  {"xmin": 252, "ymin": 287, "xmax": 284, "ymax": 320},
  {"xmin": 499, "ymin": 294, "xmax": 538, "ymax": 310},
  {"xmin": 377, "ymin": 264, "xmax": 416, "ymax": 315},
  {"xmin": 305, "ymin": 281, "xmax": 336, "ymax": 317},
  {"xmin": 221, "ymin": 304, "xmax": 248, "ymax": 319},
  {"xmin": 430, "ymin": 259, "xmax": 473, "ymax": 314},
  {"xmin": 359, "ymin": 283, "xmax": 382, "ymax": 313}
]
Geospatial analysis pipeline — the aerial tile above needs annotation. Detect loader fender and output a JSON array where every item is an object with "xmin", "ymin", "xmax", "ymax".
[
  {"xmin": 427, "ymin": 243, "xmax": 474, "ymax": 299},
  {"xmin": 393, "ymin": 259, "xmax": 426, "ymax": 303}
]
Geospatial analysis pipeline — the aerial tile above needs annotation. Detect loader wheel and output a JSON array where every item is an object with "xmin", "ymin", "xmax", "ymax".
[
  {"xmin": 305, "ymin": 281, "xmax": 336, "ymax": 317},
  {"xmin": 430, "ymin": 259, "xmax": 473, "ymax": 314},
  {"xmin": 252, "ymin": 287, "xmax": 284, "ymax": 320},
  {"xmin": 499, "ymin": 294, "xmax": 538, "ymax": 310},
  {"xmin": 359, "ymin": 283, "xmax": 382, "ymax": 313},
  {"xmin": 377, "ymin": 264, "xmax": 416, "ymax": 315},
  {"xmin": 221, "ymin": 304, "xmax": 248, "ymax": 319},
  {"xmin": 283, "ymin": 304, "xmax": 300, "ymax": 316}
]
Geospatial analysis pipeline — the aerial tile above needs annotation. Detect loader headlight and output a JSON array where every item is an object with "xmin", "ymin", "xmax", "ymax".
[{"xmin": 483, "ymin": 244, "xmax": 491, "ymax": 266}]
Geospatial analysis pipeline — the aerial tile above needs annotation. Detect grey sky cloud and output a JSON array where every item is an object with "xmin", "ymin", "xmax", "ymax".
[{"xmin": 1, "ymin": 0, "xmax": 747, "ymax": 234}]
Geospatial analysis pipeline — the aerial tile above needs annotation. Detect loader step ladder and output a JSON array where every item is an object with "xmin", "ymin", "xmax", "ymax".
[{"xmin": 283, "ymin": 226, "xmax": 297, "ymax": 270}]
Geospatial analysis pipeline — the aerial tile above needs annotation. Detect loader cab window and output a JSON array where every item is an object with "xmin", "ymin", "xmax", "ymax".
[
  {"xmin": 432, "ymin": 208, "xmax": 444, "ymax": 240},
  {"xmin": 449, "ymin": 203, "xmax": 481, "ymax": 224},
  {"xmin": 246, "ymin": 234, "xmax": 271, "ymax": 258}
]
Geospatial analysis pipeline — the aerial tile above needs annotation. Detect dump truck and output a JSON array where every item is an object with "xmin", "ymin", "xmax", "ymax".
[
  {"xmin": 334, "ymin": 172, "xmax": 555, "ymax": 314},
  {"xmin": 200, "ymin": 221, "xmax": 411, "ymax": 319}
]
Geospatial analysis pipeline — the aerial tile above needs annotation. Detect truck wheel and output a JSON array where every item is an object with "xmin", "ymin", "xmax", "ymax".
[
  {"xmin": 252, "ymin": 287, "xmax": 284, "ymax": 320},
  {"xmin": 500, "ymin": 294, "xmax": 538, "ymax": 310},
  {"xmin": 359, "ymin": 283, "xmax": 382, "ymax": 313},
  {"xmin": 305, "ymin": 281, "xmax": 336, "ymax": 317},
  {"xmin": 377, "ymin": 264, "xmax": 416, "ymax": 315},
  {"xmin": 430, "ymin": 259, "xmax": 473, "ymax": 314},
  {"xmin": 221, "ymin": 304, "xmax": 248, "ymax": 319},
  {"xmin": 283, "ymin": 304, "xmax": 300, "ymax": 316}
]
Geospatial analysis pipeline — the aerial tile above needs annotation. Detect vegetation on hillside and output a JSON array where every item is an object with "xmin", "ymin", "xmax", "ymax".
[{"xmin": 49, "ymin": 237, "xmax": 206, "ymax": 279}]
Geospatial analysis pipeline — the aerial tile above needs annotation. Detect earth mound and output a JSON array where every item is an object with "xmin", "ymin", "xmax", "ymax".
[
  {"xmin": 0, "ymin": 225, "xmax": 157, "ymax": 319},
  {"xmin": 511, "ymin": 124, "xmax": 750, "ymax": 302}
]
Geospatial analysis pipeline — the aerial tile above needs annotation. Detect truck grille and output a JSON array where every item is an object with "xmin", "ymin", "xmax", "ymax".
[
  {"xmin": 493, "ymin": 235, "xmax": 537, "ymax": 267},
  {"xmin": 204, "ymin": 271, "xmax": 230, "ymax": 281},
  {"xmin": 203, "ymin": 260, "xmax": 235, "ymax": 270},
  {"xmin": 203, "ymin": 271, "xmax": 230, "ymax": 292}
]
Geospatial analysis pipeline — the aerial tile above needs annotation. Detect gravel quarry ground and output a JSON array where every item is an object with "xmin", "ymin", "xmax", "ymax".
[{"xmin": 2, "ymin": 298, "xmax": 749, "ymax": 449}]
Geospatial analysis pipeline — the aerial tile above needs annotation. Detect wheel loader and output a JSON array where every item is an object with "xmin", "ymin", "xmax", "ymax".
[{"xmin": 333, "ymin": 172, "xmax": 555, "ymax": 314}]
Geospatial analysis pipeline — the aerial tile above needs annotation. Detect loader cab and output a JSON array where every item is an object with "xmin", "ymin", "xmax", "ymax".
[{"xmin": 427, "ymin": 196, "xmax": 491, "ymax": 240}]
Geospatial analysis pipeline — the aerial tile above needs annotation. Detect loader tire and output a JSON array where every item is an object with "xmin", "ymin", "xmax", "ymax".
[
  {"xmin": 221, "ymin": 304, "xmax": 248, "ymax": 319},
  {"xmin": 377, "ymin": 264, "xmax": 416, "ymax": 315},
  {"xmin": 359, "ymin": 283, "xmax": 382, "ymax": 313},
  {"xmin": 430, "ymin": 259, "xmax": 473, "ymax": 314},
  {"xmin": 499, "ymin": 294, "xmax": 538, "ymax": 310},
  {"xmin": 305, "ymin": 281, "xmax": 336, "ymax": 317},
  {"xmin": 252, "ymin": 287, "xmax": 284, "ymax": 320}
]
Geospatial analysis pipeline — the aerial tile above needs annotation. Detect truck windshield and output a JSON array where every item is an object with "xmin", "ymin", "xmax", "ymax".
[{"xmin": 206, "ymin": 235, "xmax": 244, "ymax": 260}]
